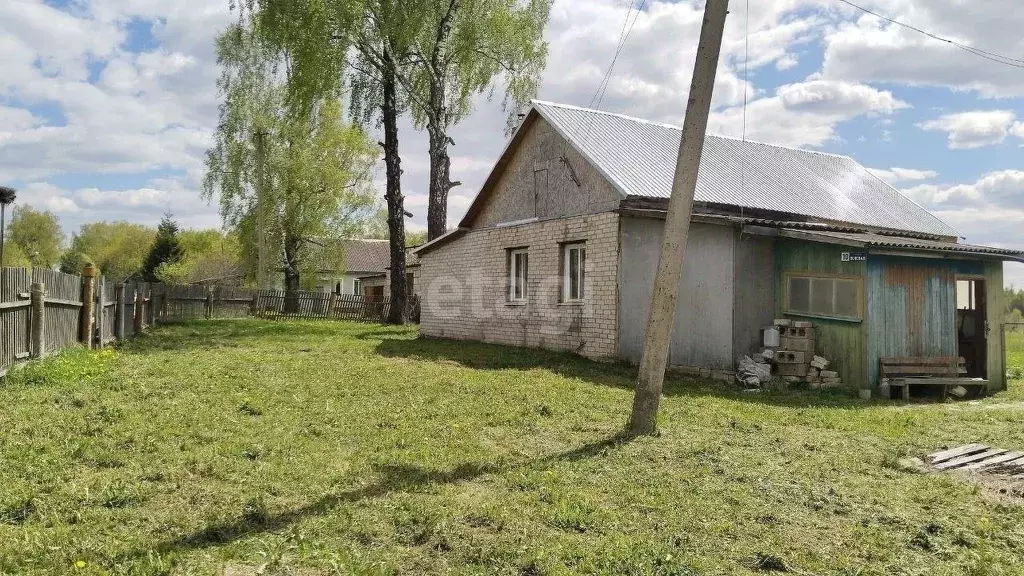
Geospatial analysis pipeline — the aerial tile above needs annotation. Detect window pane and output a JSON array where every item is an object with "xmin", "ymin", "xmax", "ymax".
[
  {"xmin": 569, "ymin": 248, "xmax": 580, "ymax": 299},
  {"xmin": 810, "ymin": 278, "xmax": 834, "ymax": 315},
  {"xmin": 522, "ymin": 253, "xmax": 528, "ymax": 298},
  {"xmin": 834, "ymin": 279, "xmax": 858, "ymax": 318},
  {"xmin": 789, "ymin": 277, "xmax": 810, "ymax": 312},
  {"xmin": 579, "ymin": 248, "xmax": 586, "ymax": 298}
]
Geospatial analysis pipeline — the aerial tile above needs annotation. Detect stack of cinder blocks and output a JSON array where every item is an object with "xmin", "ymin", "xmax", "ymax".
[
  {"xmin": 807, "ymin": 355, "xmax": 842, "ymax": 388},
  {"xmin": 773, "ymin": 319, "xmax": 815, "ymax": 382}
]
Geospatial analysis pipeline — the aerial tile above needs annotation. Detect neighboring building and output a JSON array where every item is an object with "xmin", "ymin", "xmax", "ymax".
[
  {"xmin": 415, "ymin": 101, "xmax": 1024, "ymax": 394},
  {"xmin": 315, "ymin": 239, "xmax": 389, "ymax": 296}
]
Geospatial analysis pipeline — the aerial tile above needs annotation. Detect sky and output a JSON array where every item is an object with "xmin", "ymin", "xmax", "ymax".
[{"xmin": 1, "ymin": 0, "xmax": 1022, "ymax": 285}]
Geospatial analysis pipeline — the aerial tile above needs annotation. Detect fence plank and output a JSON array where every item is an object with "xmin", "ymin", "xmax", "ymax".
[{"xmin": 1, "ymin": 268, "xmax": 31, "ymax": 375}]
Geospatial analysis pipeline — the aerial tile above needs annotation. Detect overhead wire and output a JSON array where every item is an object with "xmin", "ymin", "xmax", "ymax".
[{"xmin": 834, "ymin": 0, "xmax": 1024, "ymax": 70}]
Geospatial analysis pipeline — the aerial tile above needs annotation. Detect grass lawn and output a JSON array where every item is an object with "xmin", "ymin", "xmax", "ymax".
[{"xmin": 2, "ymin": 319, "xmax": 1024, "ymax": 575}]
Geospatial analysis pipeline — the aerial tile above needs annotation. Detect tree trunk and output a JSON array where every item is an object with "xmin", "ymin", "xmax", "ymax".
[
  {"xmin": 283, "ymin": 239, "xmax": 301, "ymax": 314},
  {"xmin": 381, "ymin": 51, "xmax": 408, "ymax": 325},
  {"xmin": 426, "ymin": 115, "xmax": 451, "ymax": 241}
]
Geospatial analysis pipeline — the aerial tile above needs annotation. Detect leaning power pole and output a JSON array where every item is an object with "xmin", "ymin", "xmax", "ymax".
[{"xmin": 627, "ymin": 0, "xmax": 730, "ymax": 436}]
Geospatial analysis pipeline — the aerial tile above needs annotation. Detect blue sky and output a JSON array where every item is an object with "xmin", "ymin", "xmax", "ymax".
[{"xmin": 1, "ymin": 0, "xmax": 1023, "ymax": 285}]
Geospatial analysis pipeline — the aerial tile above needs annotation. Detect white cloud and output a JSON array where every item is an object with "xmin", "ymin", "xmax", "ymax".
[
  {"xmin": 709, "ymin": 80, "xmax": 907, "ymax": 147},
  {"xmin": 869, "ymin": 166, "xmax": 938, "ymax": 185},
  {"xmin": 903, "ymin": 170, "xmax": 1024, "ymax": 211},
  {"xmin": 918, "ymin": 110, "xmax": 1021, "ymax": 149},
  {"xmin": 820, "ymin": 0, "xmax": 1024, "ymax": 98}
]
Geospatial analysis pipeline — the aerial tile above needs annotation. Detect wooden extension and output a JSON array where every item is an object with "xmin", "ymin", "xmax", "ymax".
[{"xmin": 880, "ymin": 357, "xmax": 988, "ymax": 401}]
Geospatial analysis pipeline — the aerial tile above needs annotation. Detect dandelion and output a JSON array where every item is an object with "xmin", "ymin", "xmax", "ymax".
[{"xmin": 75, "ymin": 560, "xmax": 87, "ymax": 569}]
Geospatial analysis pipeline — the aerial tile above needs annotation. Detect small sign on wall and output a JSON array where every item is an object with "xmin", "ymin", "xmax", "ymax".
[{"xmin": 841, "ymin": 252, "xmax": 868, "ymax": 262}]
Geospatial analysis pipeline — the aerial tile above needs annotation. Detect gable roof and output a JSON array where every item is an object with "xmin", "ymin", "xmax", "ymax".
[
  {"xmin": 461, "ymin": 101, "xmax": 957, "ymax": 239},
  {"xmin": 342, "ymin": 239, "xmax": 390, "ymax": 274}
]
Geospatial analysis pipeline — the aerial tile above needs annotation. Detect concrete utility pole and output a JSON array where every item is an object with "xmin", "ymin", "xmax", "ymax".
[{"xmin": 627, "ymin": 0, "xmax": 731, "ymax": 436}]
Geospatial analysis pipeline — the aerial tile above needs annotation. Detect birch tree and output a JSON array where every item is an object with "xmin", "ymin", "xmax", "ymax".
[
  {"xmin": 202, "ymin": 11, "xmax": 378, "ymax": 300},
  {"xmin": 403, "ymin": 0, "xmax": 551, "ymax": 240}
]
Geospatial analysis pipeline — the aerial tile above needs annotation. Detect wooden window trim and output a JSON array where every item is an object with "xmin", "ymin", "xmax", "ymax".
[
  {"xmin": 507, "ymin": 248, "xmax": 529, "ymax": 304},
  {"xmin": 783, "ymin": 271, "xmax": 864, "ymax": 323},
  {"xmin": 561, "ymin": 242, "xmax": 586, "ymax": 303}
]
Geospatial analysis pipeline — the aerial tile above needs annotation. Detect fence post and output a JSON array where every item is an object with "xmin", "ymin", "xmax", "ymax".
[
  {"xmin": 114, "ymin": 284, "xmax": 125, "ymax": 340},
  {"xmin": 95, "ymin": 276, "xmax": 105, "ymax": 348},
  {"xmin": 134, "ymin": 285, "xmax": 145, "ymax": 333},
  {"xmin": 146, "ymin": 284, "xmax": 155, "ymax": 326},
  {"xmin": 206, "ymin": 287, "xmax": 214, "ymax": 319},
  {"xmin": 80, "ymin": 264, "xmax": 97, "ymax": 348},
  {"xmin": 30, "ymin": 282, "xmax": 45, "ymax": 359}
]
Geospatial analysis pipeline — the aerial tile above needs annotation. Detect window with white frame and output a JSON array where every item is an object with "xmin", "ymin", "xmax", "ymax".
[
  {"xmin": 562, "ymin": 243, "xmax": 586, "ymax": 302},
  {"xmin": 353, "ymin": 278, "xmax": 363, "ymax": 296},
  {"xmin": 508, "ymin": 248, "xmax": 529, "ymax": 303},
  {"xmin": 786, "ymin": 274, "xmax": 861, "ymax": 320}
]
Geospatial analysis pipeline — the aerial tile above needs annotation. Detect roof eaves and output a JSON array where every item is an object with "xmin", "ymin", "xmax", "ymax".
[{"xmin": 414, "ymin": 227, "xmax": 469, "ymax": 256}]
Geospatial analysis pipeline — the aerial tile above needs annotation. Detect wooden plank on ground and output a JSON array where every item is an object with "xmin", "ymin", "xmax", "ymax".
[
  {"xmin": 881, "ymin": 357, "xmax": 964, "ymax": 366},
  {"xmin": 964, "ymin": 451, "xmax": 1024, "ymax": 471},
  {"xmin": 880, "ymin": 365, "xmax": 967, "ymax": 376},
  {"xmin": 930, "ymin": 443, "xmax": 988, "ymax": 464},
  {"xmin": 934, "ymin": 448, "xmax": 1008, "ymax": 471}
]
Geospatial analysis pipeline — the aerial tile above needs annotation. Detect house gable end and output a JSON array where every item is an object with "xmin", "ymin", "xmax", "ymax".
[{"xmin": 459, "ymin": 112, "xmax": 623, "ymax": 230}]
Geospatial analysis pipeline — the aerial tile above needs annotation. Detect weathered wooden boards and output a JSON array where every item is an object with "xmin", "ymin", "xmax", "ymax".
[
  {"xmin": 881, "ymin": 357, "xmax": 987, "ymax": 401},
  {"xmin": 928, "ymin": 444, "xmax": 1024, "ymax": 478}
]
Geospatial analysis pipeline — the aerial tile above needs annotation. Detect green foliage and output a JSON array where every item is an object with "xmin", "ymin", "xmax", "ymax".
[
  {"xmin": 203, "ymin": 13, "xmax": 379, "ymax": 288},
  {"xmin": 154, "ymin": 230, "xmax": 244, "ymax": 286},
  {"xmin": 60, "ymin": 222, "xmax": 156, "ymax": 280},
  {"xmin": 2, "ymin": 319, "xmax": 1024, "ymax": 573},
  {"xmin": 404, "ymin": 0, "xmax": 552, "ymax": 132},
  {"xmin": 1, "ymin": 240, "xmax": 30, "ymax": 268},
  {"xmin": 141, "ymin": 214, "xmax": 184, "ymax": 281},
  {"xmin": 6, "ymin": 205, "xmax": 65, "ymax": 267}
]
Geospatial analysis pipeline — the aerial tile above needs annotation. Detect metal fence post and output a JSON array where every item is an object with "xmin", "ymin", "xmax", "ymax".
[
  {"xmin": 80, "ymin": 264, "xmax": 97, "ymax": 348},
  {"xmin": 30, "ymin": 282, "xmax": 45, "ymax": 359},
  {"xmin": 114, "ymin": 284, "xmax": 125, "ymax": 340}
]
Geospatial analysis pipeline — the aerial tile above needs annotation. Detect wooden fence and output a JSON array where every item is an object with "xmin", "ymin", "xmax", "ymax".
[
  {"xmin": 1, "ymin": 268, "xmax": 400, "ymax": 377},
  {"xmin": 154, "ymin": 285, "xmax": 395, "ymax": 324}
]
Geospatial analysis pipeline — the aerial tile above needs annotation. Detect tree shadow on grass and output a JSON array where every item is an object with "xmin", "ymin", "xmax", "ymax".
[
  {"xmin": 374, "ymin": 335, "xmax": 871, "ymax": 410},
  {"xmin": 119, "ymin": 434, "xmax": 633, "ymax": 563}
]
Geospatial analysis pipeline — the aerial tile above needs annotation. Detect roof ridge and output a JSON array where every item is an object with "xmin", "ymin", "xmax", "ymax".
[{"xmin": 530, "ymin": 99, "xmax": 855, "ymax": 161}]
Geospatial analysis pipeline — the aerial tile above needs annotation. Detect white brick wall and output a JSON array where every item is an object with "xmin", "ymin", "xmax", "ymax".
[{"xmin": 418, "ymin": 212, "xmax": 620, "ymax": 359}]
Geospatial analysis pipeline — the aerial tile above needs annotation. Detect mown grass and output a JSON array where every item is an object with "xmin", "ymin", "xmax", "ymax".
[
  {"xmin": 2, "ymin": 319, "xmax": 1024, "ymax": 575},
  {"xmin": 1006, "ymin": 329, "xmax": 1024, "ymax": 378}
]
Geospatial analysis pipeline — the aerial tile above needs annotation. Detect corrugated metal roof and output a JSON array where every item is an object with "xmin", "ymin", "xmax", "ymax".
[
  {"xmin": 781, "ymin": 229, "xmax": 1024, "ymax": 260},
  {"xmin": 532, "ymin": 100, "xmax": 958, "ymax": 239}
]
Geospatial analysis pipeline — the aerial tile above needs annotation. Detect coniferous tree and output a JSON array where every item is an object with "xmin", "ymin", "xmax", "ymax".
[{"xmin": 141, "ymin": 213, "xmax": 185, "ymax": 282}]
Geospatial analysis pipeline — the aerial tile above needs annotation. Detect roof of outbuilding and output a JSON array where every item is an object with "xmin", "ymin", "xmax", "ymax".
[
  {"xmin": 342, "ymin": 239, "xmax": 390, "ymax": 273},
  {"xmin": 529, "ymin": 101, "xmax": 958, "ymax": 239}
]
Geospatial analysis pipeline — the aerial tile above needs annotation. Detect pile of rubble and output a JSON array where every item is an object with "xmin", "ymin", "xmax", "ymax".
[{"xmin": 738, "ymin": 319, "xmax": 843, "ymax": 389}]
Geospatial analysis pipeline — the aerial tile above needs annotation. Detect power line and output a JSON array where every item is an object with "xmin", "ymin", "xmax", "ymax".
[
  {"xmin": 592, "ymin": 0, "xmax": 648, "ymax": 114},
  {"xmin": 834, "ymin": 0, "xmax": 1024, "ymax": 70}
]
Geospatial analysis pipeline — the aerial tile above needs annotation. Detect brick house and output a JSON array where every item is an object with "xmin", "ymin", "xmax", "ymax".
[{"xmin": 414, "ymin": 101, "xmax": 1023, "ymax": 393}]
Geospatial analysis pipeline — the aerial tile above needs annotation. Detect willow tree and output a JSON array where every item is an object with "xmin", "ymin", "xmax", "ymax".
[
  {"xmin": 402, "ymin": 0, "xmax": 552, "ymax": 240},
  {"xmin": 256, "ymin": 0, "xmax": 419, "ymax": 323},
  {"xmin": 202, "ymin": 12, "xmax": 378, "ymax": 300}
]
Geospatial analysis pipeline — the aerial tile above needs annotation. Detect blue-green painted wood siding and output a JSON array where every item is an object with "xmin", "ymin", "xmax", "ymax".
[{"xmin": 866, "ymin": 257, "xmax": 961, "ymax": 385}]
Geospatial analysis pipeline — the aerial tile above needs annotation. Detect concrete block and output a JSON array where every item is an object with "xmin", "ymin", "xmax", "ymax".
[
  {"xmin": 774, "ymin": 350, "xmax": 807, "ymax": 364},
  {"xmin": 773, "ymin": 318, "xmax": 792, "ymax": 326},
  {"xmin": 782, "ymin": 326, "xmax": 814, "ymax": 339},
  {"xmin": 777, "ymin": 363, "xmax": 808, "ymax": 377},
  {"xmin": 780, "ymin": 336, "xmax": 815, "ymax": 352},
  {"xmin": 821, "ymin": 370, "xmax": 838, "ymax": 379},
  {"xmin": 792, "ymin": 320, "xmax": 813, "ymax": 328}
]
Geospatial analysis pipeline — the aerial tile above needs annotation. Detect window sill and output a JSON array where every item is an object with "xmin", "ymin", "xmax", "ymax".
[
  {"xmin": 785, "ymin": 311, "xmax": 862, "ymax": 324},
  {"xmin": 559, "ymin": 300, "xmax": 585, "ymax": 306},
  {"xmin": 505, "ymin": 301, "xmax": 528, "ymax": 307}
]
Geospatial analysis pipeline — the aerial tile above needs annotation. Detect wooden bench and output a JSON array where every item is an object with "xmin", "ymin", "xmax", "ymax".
[{"xmin": 880, "ymin": 357, "xmax": 988, "ymax": 401}]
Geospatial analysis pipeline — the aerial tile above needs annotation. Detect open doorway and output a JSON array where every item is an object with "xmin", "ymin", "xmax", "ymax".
[{"xmin": 956, "ymin": 278, "xmax": 987, "ymax": 378}]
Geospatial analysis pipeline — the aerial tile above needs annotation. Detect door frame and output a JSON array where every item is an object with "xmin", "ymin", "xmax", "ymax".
[{"xmin": 955, "ymin": 274, "xmax": 988, "ymax": 379}]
